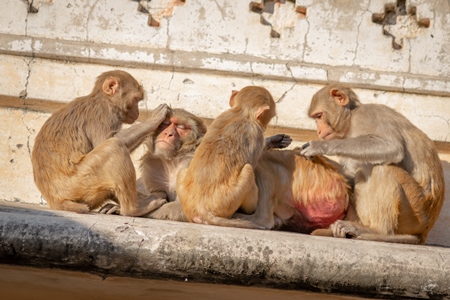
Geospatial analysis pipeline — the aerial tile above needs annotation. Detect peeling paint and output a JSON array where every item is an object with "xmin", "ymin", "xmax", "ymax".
[{"xmin": 9, "ymin": 40, "xmax": 33, "ymax": 52}]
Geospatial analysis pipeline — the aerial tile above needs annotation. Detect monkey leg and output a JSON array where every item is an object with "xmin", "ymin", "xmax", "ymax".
[
  {"xmin": 233, "ymin": 172, "xmax": 277, "ymax": 229},
  {"xmin": 98, "ymin": 191, "xmax": 167, "ymax": 215},
  {"xmin": 144, "ymin": 200, "xmax": 188, "ymax": 222},
  {"xmin": 57, "ymin": 138, "xmax": 158, "ymax": 216},
  {"xmin": 238, "ymin": 165, "xmax": 259, "ymax": 214},
  {"xmin": 211, "ymin": 164, "xmax": 258, "ymax": 218},
  {"xmin": 334, "ymin": 165, "xmax": 420, "ymax": 244},
  {"xmin": 198, "ymin": 164, "xmax": 263, "ymax": 229}
]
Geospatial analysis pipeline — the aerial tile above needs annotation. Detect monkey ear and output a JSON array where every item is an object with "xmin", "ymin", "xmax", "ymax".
[
  {"xmin": 102, "ymin": 77, "xmax": 120, "ymax": 95},
  {"xmin": 198, "ymin": 122, "xmax": 208, "ymax": 134},
  {"xmin": 255, "ymin": 105, "xmax": 271, "ymax": 121},
  {"xmin": 229, "ymin": 90, "xmax": 239, "ymax": 107},
  {"xmin": 330, "ymin": 89, "xmax": 349, "ymax": 107}
]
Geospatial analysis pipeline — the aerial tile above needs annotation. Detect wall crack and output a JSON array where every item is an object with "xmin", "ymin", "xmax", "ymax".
[
  {"xmin": 86, "ymin": 0, "xmax": 101, "ymax": 43},
  {"xmin": 20, "ymin": 56, "xmax": 35, "ymax": 158},
  {"xmin": 277, "ymin": 63, "xmax": 297, "ymax": 104}
]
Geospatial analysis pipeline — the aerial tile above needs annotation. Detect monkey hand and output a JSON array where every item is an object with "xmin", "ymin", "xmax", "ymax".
[
  {"xmin": 299, "ymin": 140, "xmax": 326, "ymax": 157},
  {"xmin": 150, "ymin": 103, "xmax": 172, "ymax": 124},
  {"xmin": 265, "ymin": 134, "xmax": 292, "ymax": 149}
]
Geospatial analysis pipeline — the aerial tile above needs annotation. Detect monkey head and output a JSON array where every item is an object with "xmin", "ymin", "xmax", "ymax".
[
  {"xmin": 98, "ymin": 70, "xmax": 144, "ymax": 124},
  {"xmin": 229, "ymin": 86, "xmax": 276, "ymax": 128},
  {"xmin": 308, "ymin": 83, "xmax": 361, "ymax": 140},
  {"xmin": 150, "ymin": 108, "xmax": 207, "ymax": 160}
]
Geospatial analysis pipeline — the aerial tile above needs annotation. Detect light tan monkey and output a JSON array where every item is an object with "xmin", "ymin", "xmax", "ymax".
[
  {"xmin": 32, "ymin": 70, "xmax": 171, "ymax": 216},
  {"xmin": 301, "ymin": 83, "xmax": 445, "ymax": 244},
  {"xmin": 235, "ymin": 150, "xmax": 350, "ymax": 232},
  {"xmin": 139, "ymin": 108, "xmax": 208, "ymax": 221},
  {"xmin": 176, "ymin": 86, "xmax": 276, "ymax": 229}
]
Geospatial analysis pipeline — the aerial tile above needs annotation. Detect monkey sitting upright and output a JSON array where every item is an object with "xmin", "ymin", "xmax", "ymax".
[
  {"xmin": 176, "ymin": 86, "xmax": 277, "ymax": 229},
  {"xmin": 302, "ymin": 83, "xmax": 445, "ymax": 244},
  {"xmin": 32, "ymin": 70, "xmax": 171, "ymax": 217}
]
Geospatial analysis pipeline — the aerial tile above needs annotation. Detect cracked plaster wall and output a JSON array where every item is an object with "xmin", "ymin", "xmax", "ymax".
[{"xmin": 0, "ymin": 0, "xmax": 450, "ymax": 245}]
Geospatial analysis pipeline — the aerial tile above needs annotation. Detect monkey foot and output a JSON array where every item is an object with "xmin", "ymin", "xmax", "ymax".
[
  {"xmin": 98, "ymin": 203, "xmax": 120, "ymax": 215},
  {"xmin": 330, "ymin": 220, "xmax": 360, "ymax": 239}
]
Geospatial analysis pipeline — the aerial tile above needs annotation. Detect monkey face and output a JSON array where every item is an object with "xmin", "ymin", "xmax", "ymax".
[{"xmin": 154, "ymin": 117, "xmax": 191, "ymax": 158}]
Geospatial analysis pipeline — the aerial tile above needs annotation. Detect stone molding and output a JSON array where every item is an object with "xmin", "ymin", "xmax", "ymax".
[{"xmin": 1, "ymin": 33, "xmax": 449, "ymax": 97}]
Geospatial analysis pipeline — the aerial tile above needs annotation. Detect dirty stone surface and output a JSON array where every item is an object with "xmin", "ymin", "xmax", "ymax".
[{"xmin": 0, "ymin": 201, "xmax": 449, "ymax": 299}]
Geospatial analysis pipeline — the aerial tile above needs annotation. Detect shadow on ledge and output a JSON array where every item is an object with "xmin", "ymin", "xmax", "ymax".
[{"xmin": 0, "ymin": 201, "xmax": 449, "ymax": 299}]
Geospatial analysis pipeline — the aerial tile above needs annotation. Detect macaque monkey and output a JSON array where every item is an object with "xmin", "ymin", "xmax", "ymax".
[
  {"xmin": 138, "ymin": 108, "xmax": 208, "ymax": 221},
  {"xmin": 235, "ymin": 151, "xmax": 350, "ymax": 232},
  {"xmin": 301, "ymin": 83, "xmax": 445, "ymax": 244},
  {"xmin": 176, "ymin": 86, "xmax": 277, "ymax": 229},
  {"xmin": 32, "ymin": 70, "xmax": 171, "ymax": 216}
]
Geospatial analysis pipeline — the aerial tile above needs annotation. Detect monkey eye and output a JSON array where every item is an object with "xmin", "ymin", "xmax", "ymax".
[
  {"xmin": 177, "ymin": 124, "xmax": 187, "ymax": 129},
  {"xmin": 162, "ymin": 120, "xmax": 171, "ymax": 125},
  {"xmin": 313, "ymin": 112, "xmax": 322, "ymax": 119}
]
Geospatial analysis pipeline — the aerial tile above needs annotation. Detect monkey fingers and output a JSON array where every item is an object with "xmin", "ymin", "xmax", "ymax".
[
  {"xmin": 98, "ymin": 203, "xmax": 120, "ymax": 215},
  {"xmin": 150, "ymin": 103, "xmax": 172, "ymax": 123},
  {"xmin": 265, "ymin": 134, "xmax": 292, "ymax": 149},
  {"xmin": 299, "ymin": 141, "xmax": 325, "ymax": 157}
]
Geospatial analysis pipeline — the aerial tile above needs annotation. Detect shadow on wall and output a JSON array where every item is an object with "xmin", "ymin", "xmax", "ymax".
[{"xmin": 426, "ymin": 160, "xmax": 450, "ymax": 247}]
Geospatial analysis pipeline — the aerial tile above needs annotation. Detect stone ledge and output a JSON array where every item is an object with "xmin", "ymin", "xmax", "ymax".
[
  {"xmin": 1, "ymin": 33, "xmax": 450, "ymax": 97},
  {"xmin": 1, "ymin": 200, "xmax": 449, "ymax": 299}
]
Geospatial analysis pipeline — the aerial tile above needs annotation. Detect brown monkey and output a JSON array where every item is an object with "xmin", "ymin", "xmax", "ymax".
[
  {"xmin": 301, "ymin": 83, "xmax": 445, "ymax": 244},
  {"xmin": 139, "ymin": 108, "xmax": 208, "ymax": 221},
  {"xmin": 235, "ymin": 150, "xmax": 350, "ymax": 232},
  {"xmin": 176, "ymin": 86, "xmax": 277, "ymax": 229},
  {"xmin": 32, "ymin": 70, "xmax": 171, "ymax": 216}
]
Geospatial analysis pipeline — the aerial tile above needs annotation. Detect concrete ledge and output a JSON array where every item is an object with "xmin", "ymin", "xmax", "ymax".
[{"xmin": 0, "ymin": 201, "xmax": 449, "ymax": 299}]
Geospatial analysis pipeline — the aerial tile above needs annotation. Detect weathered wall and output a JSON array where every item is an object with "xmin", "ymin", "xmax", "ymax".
[{"xmin": 0, "ymin": 1, "xmax": 449, "ymax": 245}]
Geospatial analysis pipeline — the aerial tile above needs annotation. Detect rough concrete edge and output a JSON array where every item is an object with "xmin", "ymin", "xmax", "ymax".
[
  {"xmin": 0, "ymin": 201, "xmax": 449, "ymax": 299},
  {"xmin": 1, "ymin": 34, "xmax": 450, "ymax": 97}
]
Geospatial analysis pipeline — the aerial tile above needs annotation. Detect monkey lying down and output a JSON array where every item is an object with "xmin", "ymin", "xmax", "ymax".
[{"xmin": 100, "ymin": 87, "xmax": 350, "ymax": 234}]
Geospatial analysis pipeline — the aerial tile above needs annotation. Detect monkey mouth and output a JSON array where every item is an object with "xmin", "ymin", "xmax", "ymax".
[
  {"xmin": 156, "ymin": 140, "xmax": 174, "ymax": 146},
  {"xmin": 321, "ymin": 133, "xmax": 332, "ymax": 140}
]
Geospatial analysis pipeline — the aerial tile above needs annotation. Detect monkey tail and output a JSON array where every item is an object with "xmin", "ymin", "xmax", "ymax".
[
  {"xmin": 311, "ymin": 229, "xmax": 420, "ymax": 244},
  {"xmin": 195, "ymin": 213, "xmax": 265, "ymax": 230},
  {"xmin": 310, "ymin": 228, "xmax": 334, "ymax": 237},
  {"xmin": 357, "ymin": 233, "xmax": 420, "ymax": 244}
]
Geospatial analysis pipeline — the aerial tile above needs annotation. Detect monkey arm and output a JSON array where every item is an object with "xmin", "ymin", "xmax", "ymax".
[
  {"xmin": 301, "ymin": 135, "xmax": 404, "ymax": 165},
  {"xmin": 115, "ymin": 121, "xmax": 157, "ymax": 152},
  {"xmin": 115, "ymin": 104, "xmax": 170, "ymax": 152}
]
